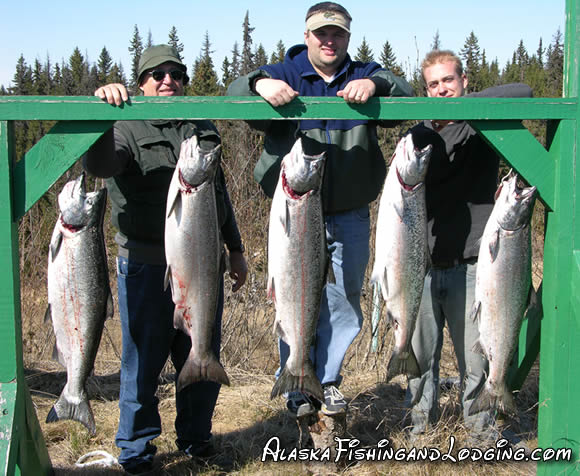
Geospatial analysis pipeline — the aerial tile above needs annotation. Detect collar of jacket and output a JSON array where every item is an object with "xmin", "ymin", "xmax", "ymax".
[
  {"xmin": 286, "ymin": 44, "xmax": 352, "ymax": 85},
  {"xmin": 149, "ymin": 119, "xmax": 182, "ymax": 127}
]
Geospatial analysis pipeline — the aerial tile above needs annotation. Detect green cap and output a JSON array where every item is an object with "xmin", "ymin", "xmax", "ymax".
[{"xmin": 137, "ymin": 44, "xmax": 186, "ymax": 84}]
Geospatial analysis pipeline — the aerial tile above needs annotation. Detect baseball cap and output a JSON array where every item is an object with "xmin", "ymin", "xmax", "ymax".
[{"xmin": 306, "ymin": 11, "xmax": 351, "ymax": 33}]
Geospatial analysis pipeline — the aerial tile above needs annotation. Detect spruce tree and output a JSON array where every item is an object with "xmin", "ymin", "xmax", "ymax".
[
  {"xmin": 168, "ymin": 26, "xmax": 184, "ymax": 60},
  {"xmin": 97, "ymin": 47, "xmax": 113, "ymax": 86},
  {"xmin": 536, "ymin": 38, "xmax": 545, "ymax": 68},
  {"xmin": 146, "ymin": 29, "xmax": 154, "ymax": 49},
  {"xmin": 431, "ymin": 30, "xmax": 441, "ymax": 51},
  {"xmin": 189, "ymin": 32, "xmax": 221, "ymax": 96},
  {"xmin": 12, "ymin": 55, "xmax": 33, "ymax": 95},
  {"xmin": 379, "ymin": 40, "xmax": 404, "ymax": 77},
  {"xmin": 69, "ymin": 47, "xmax": 87, "ymax": 95},
  {"xmin": 110, "ymin": 63, "xmax": 127, "ymax": 85},
  {"xmin": 32, "ymin": 59, "xmax": 48, "ymax": 95},
  {"xmin": 459, "ymin": 31, "xmax": 482, "ymax": 93},
  {"xmin": 270, "ymin": 40, "xmax": 286, "ymax": 64},
  {"xmin": 230, "ymin": 42, "xmax": 241, "ymax": 78},
  {"xmin": 354, "ymin": 37, "xmax": 374, "ymax": 63},
  {"xmin": 128, "ymin": 25, "xmax": 143, "ymax": 93},
  {"xmin": 254, "ymin": 44, "xmax": 268, "ymax": 68},
  {"xmin": 221, "ymin": 57, "xmax": 233, "ymax": 89},
  {"xmin": 546, "ymin": 28, "xmax": 564, "ymax": 97},
  {"xmin": 240, "ymin": 11, "xmax": 255, "ymax": 75}
]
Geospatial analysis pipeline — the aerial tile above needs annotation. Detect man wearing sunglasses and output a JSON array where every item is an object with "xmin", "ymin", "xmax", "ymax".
[{"xmin": 85, "ymin": 44, "xmax": 247, "ymax": 475}]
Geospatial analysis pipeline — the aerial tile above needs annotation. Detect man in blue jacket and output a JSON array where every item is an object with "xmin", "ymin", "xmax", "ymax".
[{"xmin": 228, "ymin": 1, "xmax": 413, "ymax": 417}]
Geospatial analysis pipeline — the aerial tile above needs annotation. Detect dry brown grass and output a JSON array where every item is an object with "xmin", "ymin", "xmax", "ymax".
[{"xmin": 19, "ymin": 125, "xmax": 543, "ymax": 475}]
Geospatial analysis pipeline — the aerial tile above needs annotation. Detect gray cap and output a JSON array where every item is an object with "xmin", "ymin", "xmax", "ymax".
[{"xmin": 137, "ymin": 44, "xmax": 186, "ymax": 84}]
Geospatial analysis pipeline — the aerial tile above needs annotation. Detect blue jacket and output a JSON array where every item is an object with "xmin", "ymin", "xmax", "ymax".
[{"xmin": 228, "ymin": 44, "xmax": 413, "ymax": 213}]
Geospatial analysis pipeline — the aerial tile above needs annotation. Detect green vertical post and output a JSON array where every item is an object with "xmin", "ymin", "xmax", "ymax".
[
  {"xmin": 537, "ymin": 0, "xmax": 580, "ymax": 474},
  {"xmin": 0, "ymin": 121, "xmax": 52, "ymax": 475}
]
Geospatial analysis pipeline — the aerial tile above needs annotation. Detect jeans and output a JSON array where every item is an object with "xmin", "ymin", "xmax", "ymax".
[
  {"xmin": 115, "ymin": 256, "xmax": 223, "ymax": 468},
  {"xmin": 278, "ymin": 205, "xmax": 370, "ymax": 387},
  {"xmin": 406, "ymin": 262, "xmax": 496, "ymax": 438}
]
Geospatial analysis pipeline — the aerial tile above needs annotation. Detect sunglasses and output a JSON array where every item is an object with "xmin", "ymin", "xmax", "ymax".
[{"xmin": 149, "ymin": 69, "xmax": 185, "ymax": 82}]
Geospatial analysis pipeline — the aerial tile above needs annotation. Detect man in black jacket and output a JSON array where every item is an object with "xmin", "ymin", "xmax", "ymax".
[
  {"xmin": 407, "ymin": 49, "xmax": 532, "ymax": 444},
  {"xmin": 84, "ymin": 45, "xmax": 247, "ymax": 474}
]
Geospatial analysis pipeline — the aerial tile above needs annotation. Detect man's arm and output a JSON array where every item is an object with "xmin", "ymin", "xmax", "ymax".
[
  {"xmin": 83, "ymin": 83, "xmax": 133, "ymax": 178},
  {"xmin": 467, "ymin": 83, "xmax": 533, "ymax": 98}
]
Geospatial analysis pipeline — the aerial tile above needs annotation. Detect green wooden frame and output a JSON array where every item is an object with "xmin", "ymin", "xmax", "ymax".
[{"xmin": 0, "ymin": 1, "xmax": 578, "ymax": 474}]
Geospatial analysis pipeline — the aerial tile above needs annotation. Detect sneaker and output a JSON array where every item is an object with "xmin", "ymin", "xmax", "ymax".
[
  {"xmin": 286, "ymin": 391, "xmax": 318, "ymax": 417},
  {"xmin": 321, "ymin": 384, "xmax": 347, "ymax": 415}
]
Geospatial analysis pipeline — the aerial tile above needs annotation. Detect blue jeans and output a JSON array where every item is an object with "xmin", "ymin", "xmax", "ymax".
[
  {"xmin": 406, "ymin": 262, "xmax": 496, "ymax": 438},
  {"xmin": 115, "ymin": 256, "xmax": 223, "ymax": 468},
  {"xmin": 278, "ymin": 206, "xmax": 370, "ymax": 387}
]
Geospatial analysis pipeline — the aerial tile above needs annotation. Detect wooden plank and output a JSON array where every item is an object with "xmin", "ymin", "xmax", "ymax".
[
  {"xmin": 470, "ymin": 120, "xmax": 555, "ymax": 210},
  {"xmin": 0, "ymin": 382, "xmax": 17, "ymax": 476},
  {"xmin": 0, "ymin": 122, "xmax": 21, "ymax": 383},
  {"xmin": 12, "ymin": 120, "xmax": 113, "ymax": 221},
  {"xmin": 0, "ymin": 96, "xmax": 576, "ymax": 121},
  {"xmin": 508, "ymin": 282, "xmax": 542, "ymax": 392},
  {"xmin": 537, "ymin": 1, "xmax": 580, "ymax": 474}
]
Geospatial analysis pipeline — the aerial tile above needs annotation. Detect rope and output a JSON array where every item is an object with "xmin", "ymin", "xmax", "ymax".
[{"xmin": 75, "ymin": 450, "xmax": 117, "ymax": 468}]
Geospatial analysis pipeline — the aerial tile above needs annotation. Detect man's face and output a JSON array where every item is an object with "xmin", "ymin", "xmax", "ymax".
[
  {"xmin": 423, "ymin": 60, "xmax": 467, "ymax": 98},
  {"xmin": 139, "ymin": 61, "xmax": 185, "ymax": 97},
  {"xmin": 304, "ymin": 25, "xmax": 350, "ymax": 75}
]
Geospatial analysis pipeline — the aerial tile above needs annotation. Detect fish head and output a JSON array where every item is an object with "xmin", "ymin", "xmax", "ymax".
[
  {"xmin": 282, "ymin": 137, "xmax": 326, "ymax": 196},
  {"xmin": 58, "ymin": 173, "xmax": 107, "ymax": 228},
  {"xmin": 178, "ymin": 134, "xmax": 221, "ymax": 188},
  {"xmin": 494, "ymin": 169, "xmax": 537, "ymax": 231},
  {"xmin": 393, "ymin": 133, "xmax": 432, "ymax": 188}
]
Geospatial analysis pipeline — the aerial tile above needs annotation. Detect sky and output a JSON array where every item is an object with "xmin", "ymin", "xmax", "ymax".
[{"xmin": 0, "ymin": 1, "xmax": 565, "ymax": 90}]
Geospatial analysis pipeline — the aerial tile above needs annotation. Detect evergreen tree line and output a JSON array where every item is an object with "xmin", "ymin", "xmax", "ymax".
[{"xmin": 2, "ymin": 14, "xmax": 564, "ymax": 99}]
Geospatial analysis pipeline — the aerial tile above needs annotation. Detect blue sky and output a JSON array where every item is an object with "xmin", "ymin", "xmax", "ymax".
[{"xmin": 0, "ymin": 1, "xmax": 564, "ymax": 90}]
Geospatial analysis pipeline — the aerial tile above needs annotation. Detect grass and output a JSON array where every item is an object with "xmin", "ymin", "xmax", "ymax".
[{"xmin": 18, "ymin": 128, "xmax": 546, "ymax": 475}]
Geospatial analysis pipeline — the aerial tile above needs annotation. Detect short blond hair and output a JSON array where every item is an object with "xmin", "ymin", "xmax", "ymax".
[{"xmin": 421, "ymin": 50, "xmax": 464, "ymax": 81}]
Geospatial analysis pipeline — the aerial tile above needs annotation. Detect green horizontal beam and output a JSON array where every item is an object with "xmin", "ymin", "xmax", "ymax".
[
  {"xmin": 12, "ymin": 120, "xmax": 114, "ymax": 220},
  {"xmin": 0, "ymin": 96, "xmax": 577, "ymax": 121}
]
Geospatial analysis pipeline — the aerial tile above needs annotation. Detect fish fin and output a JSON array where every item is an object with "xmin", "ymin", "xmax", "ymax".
[
  {"xmin": 46, "ymin": 391, "xmax": 96, "ymax": 436},
  {"xmin": 49, "ymin": 230, "xmax": 64, "ymax": 261},
  {"xmin": 44, "ymin": 305, "xmax": 51, "ymax": 324},
  {"xmin": 173, "ymin": 307, "xmax": 188, "ymax": 334},
  {"xmin": 51, "ymin": 343, "xmax": 67, "ymax": 367},
  {"xmin": 273, "ymin": 320, "xmax": 287, "ymax": 341},
  {"xmin": 489, "ymin": 229, "xmax": 500, "ymax": 262},
  {"xmin": 393, "ymin": 202, "xmax": 405, "ymax": 220},
  {"xmin": 280, "ymin": 200, "xmax": 290, "ymax": 236},
  {"xmin": 106, "ymin": 293, "xmax": 114, "ymax": 319},
  {"xmin": 164, "ymin": 266, "xmax": 172, "ymax": 292},
  {"xmin": 326, "ymin": 253, "xmax": 336, "ymax": 284},
  {"xmin": 469, "ymin": 300, "xmax": 481, "ymax": 322},
  {"xmin": 386, "ymin": 347, "xmax": 421, "ymax": 381},
  {"xmin": 498, "ymin": 387, "xmax": 519, "ymax": 420},
  {"xmin": 270, "ymin": 361, "xmax": 324, "ymax": 401},
  {"xmin": 267, "ymin": 276, "xmax": 275, "ymax": 303},
  {"xmin": 471, "ymin": 338, "xmax": 485, "ymax": 356},
  {"xmin": 176, "ymin": 350, "xmax": 230, "ymax": 391},
  {"xmin": 166, "ymin": 186, "xmax": 181, "ymax": 219}
]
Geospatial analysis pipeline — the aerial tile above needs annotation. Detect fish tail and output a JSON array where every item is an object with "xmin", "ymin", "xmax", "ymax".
[
  {"xmin": 46, "ymin": 391, "xmax": 96, "ymax": 436},
  {"xmin": 386, "ymin": 347, "xmax": 421, "ymax": 381},
  {"xmin": 270, "ymin": 361, "xmax": 324, "ymax": 401},
  {"xmin": 469, "ymin": 382, "xmax": 517, "ymax": 418},
  {"xmin": 176, "ymin": 350, "xmax": 230, "ymax": 392}
]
